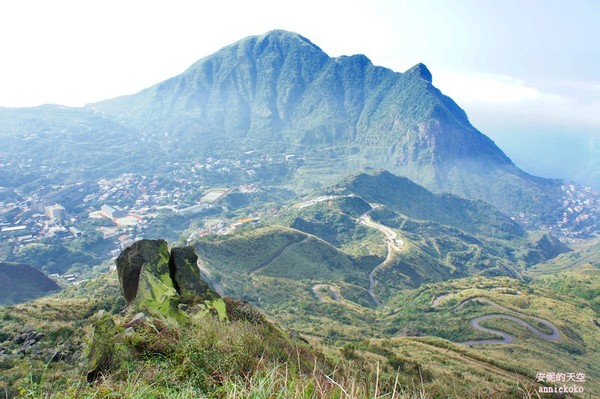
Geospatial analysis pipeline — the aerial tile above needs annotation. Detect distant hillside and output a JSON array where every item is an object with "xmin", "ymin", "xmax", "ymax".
[
  {"xmin": 194, "ymin": 225, "xmax": 373, "ymax": 284},
  {"xmin": 271, "ymin": 192, "xmax": 522, "ymax": 300},
  {"xmin": 0, "ymin": 262, "xmax": 59, "ymax": 305},
  {"xmin": 335, "ymin": 170, "xmax": 524, "ymax": 239}
]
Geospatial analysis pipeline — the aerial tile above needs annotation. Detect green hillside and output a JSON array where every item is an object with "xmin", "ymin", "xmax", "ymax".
[
  {"xmin": 336, "ymin": 170, "xmax": 524, "ymax": 239},
  {"xmin": 0, "ymin": 263, "xmax": 60, "ymax": 306},
  {"xmin": 1, "ymin": 236, "xmax": 597, "ymax": 398},
  {"xmin": 0, "ymin": 29, "xmax": 597, "ymax": 398},
  {"xmin": 0, "ymin": 30, "xmax": 569, "ymax": 223}
]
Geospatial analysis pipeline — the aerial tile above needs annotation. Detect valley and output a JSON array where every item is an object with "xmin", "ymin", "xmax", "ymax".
[{"xmin": 0, "ymin": 30, "xmax": 598, "ymax": 398}]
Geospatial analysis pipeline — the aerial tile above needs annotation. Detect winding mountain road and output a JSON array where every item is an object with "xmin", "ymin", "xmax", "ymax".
[
  {"xmin": 432, "ymin": 293, "xmax": 560, "ymax": 345},
  {"xmin": 358, "ymin": 213, "xmax": 404, "ymax": 306},
  {"xmin": 462, "ymin": 313, "xmax": 559, "ymax": 345}
]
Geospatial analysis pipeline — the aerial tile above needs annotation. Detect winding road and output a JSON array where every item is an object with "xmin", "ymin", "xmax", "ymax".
[
  {"xmin": 432, "ymin": 293, "xmax": 560, "ymax": 345},
  {"xmin": 462, "ymin": 313, "xmax": 559, "ymax": 344},
  {"xmin": 359, "ymin": 213, "xmax": 404, "ymax": 306}
]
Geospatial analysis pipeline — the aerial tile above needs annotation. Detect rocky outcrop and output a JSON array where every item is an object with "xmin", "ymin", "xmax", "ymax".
[
  {"xmin": 116, "ymin": 239, "xmax": 171, "ymax": 303},
  {"xmin": 87, "ymin": 241, "xmax": 227, "ymax": 382},
  {"xmin": 116, "ymin": 240, "xmax": 217, "ymax": 315},
  {"xmin": 169, "ymin": 246, "xmax": 210, "ymax": 300},
  {"xmin": 13, "ymin": 327, "xmax": 44, "ymax": 355}
]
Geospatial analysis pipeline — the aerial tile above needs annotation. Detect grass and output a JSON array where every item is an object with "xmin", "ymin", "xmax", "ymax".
[
  {"xmin": 2, "ymin": 298, "xmax": 458, "ymax": 399},
  {"xmin": 2, "ymin": 269, "xmax": 596, "ymax": 398},
  {"xmin": 2, "ymin": 226, "xmax": 598, "ymax": 399}
]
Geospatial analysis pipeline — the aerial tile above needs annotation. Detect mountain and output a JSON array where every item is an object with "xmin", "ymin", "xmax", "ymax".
[
  {"xmin": 89, "ymin": 30, "xmax": 562, "ymax": 216},
  {"xmin": 0, "ymin": 262, "xmax": 60, "ymax": 305},
  {"xmin": 1, "ymin": 29, "xmax": 597, "ymax": 251}
]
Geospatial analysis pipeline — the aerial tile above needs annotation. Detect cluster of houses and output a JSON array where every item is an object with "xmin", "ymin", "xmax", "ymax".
[{"xmin": 555, "ymin": 184, "xmax": 600, "ymax": 237}]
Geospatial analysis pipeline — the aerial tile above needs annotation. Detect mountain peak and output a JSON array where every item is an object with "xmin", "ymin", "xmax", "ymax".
[
  {"xmin": 89, "ymin": 31, "xmax": 561, "ymax": 216},
  {"xmin": 405, "ymin": 63, "xmax": 432, "ymax": 83},
  {"xmin": 237, "ymin": 29, "xmax": 325, "ymax": 55}
]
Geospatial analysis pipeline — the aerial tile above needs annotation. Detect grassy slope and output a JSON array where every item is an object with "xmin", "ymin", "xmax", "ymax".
[
  {"xmin": 336, "ymin": 171, "xmax": 525, "ymax": 239},
  {"xmin": 273, "ymin": 196, "xmax": 524, "ymax": 296},
  {"xmin": 0, "ymin": 248, "xmax": 597, "ymax": 398},
  {"xmin": 191, "ymin": 216, "xmax": 598, "ymax": 396}
]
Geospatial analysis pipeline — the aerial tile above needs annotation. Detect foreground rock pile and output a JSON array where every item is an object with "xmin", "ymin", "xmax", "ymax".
[{"xmin": 87, "ymin": 239, "xmax": 224, "ymax": 382}]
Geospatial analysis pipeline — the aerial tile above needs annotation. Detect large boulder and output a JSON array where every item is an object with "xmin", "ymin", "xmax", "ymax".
[
  {"xmin": 115, "ymin": 240, "xmax": 218, "ymax": 321},
  {"xmin": 169, "ymin": 246, "xmax": 211, "ymax": 300},
  {"xmin": 116, "ymin": 239, "xmax": 172, "ymax": 303}
]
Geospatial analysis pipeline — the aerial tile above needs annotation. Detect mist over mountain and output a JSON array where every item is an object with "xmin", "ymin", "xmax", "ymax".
[
  {"xmin": 492, "ymin": 128, "xmax": 600, "ymax": 190},
  {"xmin": 89, "ymin": 30, "xmax": 562, "ymax": 215},
  {"xmin": 0, "ymin": 30, "xmax": 591, "ymax": 228}
]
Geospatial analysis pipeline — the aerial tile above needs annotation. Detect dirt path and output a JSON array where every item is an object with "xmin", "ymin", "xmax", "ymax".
[{"xmin": 358, "ymin": 213, "xmax": 404, "ymax": 306}]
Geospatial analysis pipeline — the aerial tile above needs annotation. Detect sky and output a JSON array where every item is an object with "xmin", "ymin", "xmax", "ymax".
[{"xmin": 1, "ymin": 0, "xmax": 599, "ymax": 184}]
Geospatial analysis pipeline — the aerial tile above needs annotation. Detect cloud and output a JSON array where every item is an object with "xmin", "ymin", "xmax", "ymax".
[
  {"xmin": 434, "ymin": 71, "xmax": 600, "ymax": 133},
  {"xmin": 435, "ymin": 72, "xmax": 555, "ymax": 104}
]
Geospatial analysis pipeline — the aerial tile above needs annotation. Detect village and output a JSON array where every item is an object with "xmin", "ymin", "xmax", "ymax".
[
  {"xmin": 0, "ymin": 151, "xmax": 289, "ymax": 282},
  {"xmin": 553, "ymin": 183, "xmax": 600, "ymax": 237},
  {"xmin": 2, "ymin": 148, "xmax": 600, "ymax": 284}
]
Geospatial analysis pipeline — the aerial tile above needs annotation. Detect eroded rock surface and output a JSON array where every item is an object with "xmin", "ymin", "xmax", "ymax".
[
  {"xmin": 116, "ymin": 239, "xmax": 219, "ymax": 320},
  {"xmin": 169, "ymin": 246, "xmax": 210, "ymax": 299},
  {"xmin": 116, "ymin": 239, "xmax": 171, "ymax": 304}
]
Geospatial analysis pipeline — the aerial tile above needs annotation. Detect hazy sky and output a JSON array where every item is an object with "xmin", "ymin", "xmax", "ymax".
[{"xmin": 1, "ymin": 0, "xmax": 599, "ymax": 181}]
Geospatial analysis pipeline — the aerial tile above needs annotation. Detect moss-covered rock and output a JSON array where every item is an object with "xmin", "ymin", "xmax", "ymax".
[
  {"xmin": 169, "ymin": 246, "xmax": 212, "ymax": 301},
  {"xmin": 116, "ymin": 239, "xmax": 172, "ymax": 303},
  {"xmin": 132, "ymin": 269, "xmax": 187, "ymax": 323},
  {"xmin": 115, "ymin": 240, "xmax": 225, "ymax": 323},
  {"xmin": 86, "ymin": 311, "xmax": 117, "ymax": 382}
]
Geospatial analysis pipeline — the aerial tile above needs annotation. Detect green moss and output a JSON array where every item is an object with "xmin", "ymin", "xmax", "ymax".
[
  {"xmin": 132, "ymin": 270, "xmax": 188, "ymax": 323},
  {"xmin": 86, "ymin": 312, "xmax": 117, "ymax": 382}
]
